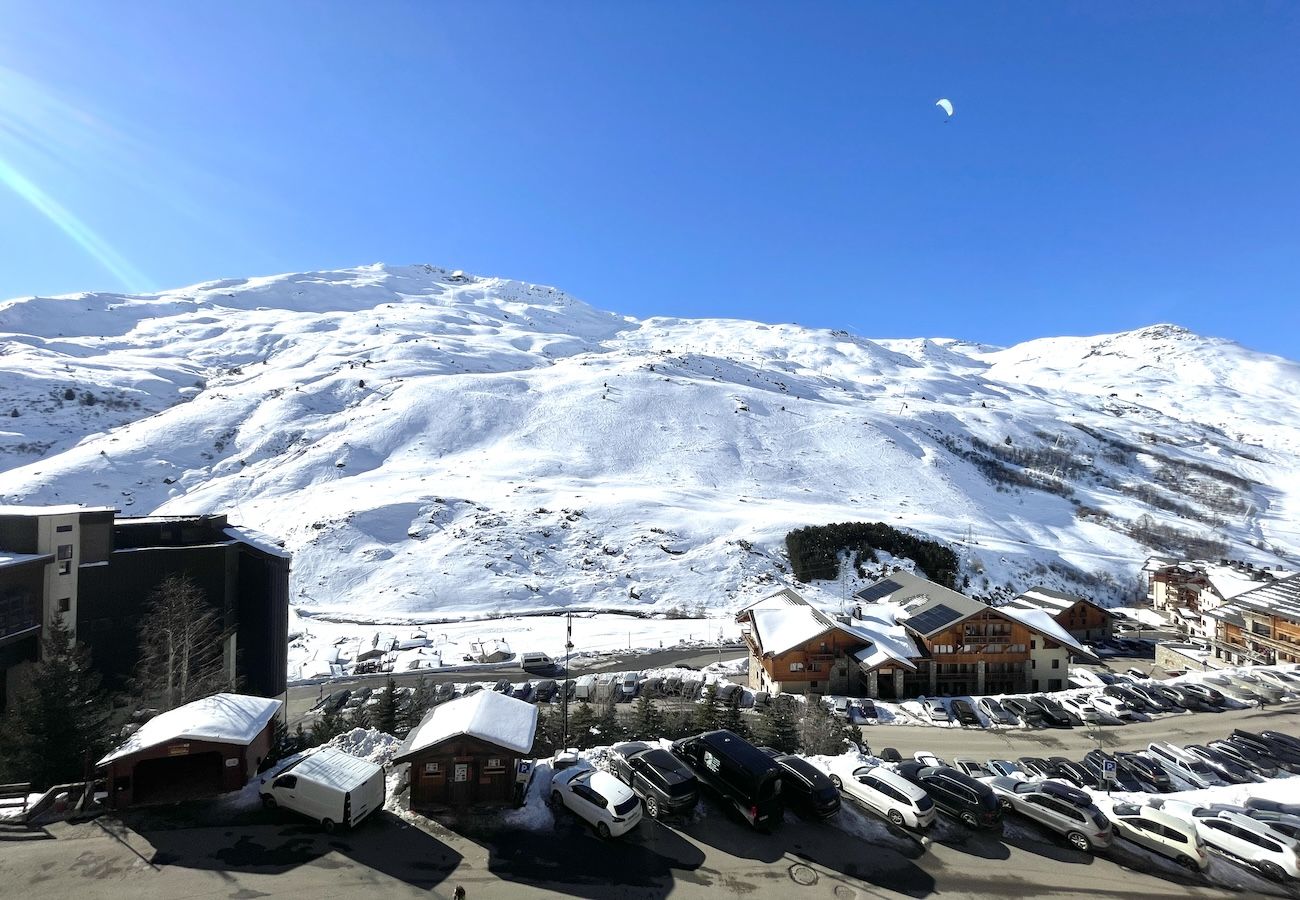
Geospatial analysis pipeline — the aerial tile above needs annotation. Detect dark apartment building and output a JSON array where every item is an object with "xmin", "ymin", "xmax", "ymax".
[{"xmin": 0, "ymin": 505, "xmax": 289, "ymax": 710}]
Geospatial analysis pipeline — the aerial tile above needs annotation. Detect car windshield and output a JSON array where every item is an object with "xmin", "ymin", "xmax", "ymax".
[
  {"xmin": 916, "ymin": 794, "xmax": 934, "ymax": 811},
  {"xmin": 613, "ymin": 795, "xmax": 639, "ymax": 816}
]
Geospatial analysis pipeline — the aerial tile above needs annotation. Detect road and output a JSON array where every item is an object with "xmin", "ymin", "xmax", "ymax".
[{"xmin": 5, "ymin": 703, "xmax": 1299, "ymax": 899}]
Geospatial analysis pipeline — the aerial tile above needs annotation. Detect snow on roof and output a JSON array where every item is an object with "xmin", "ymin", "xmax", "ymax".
[
  {"xmin": 290, "ymin": 746, "xmax": 382, "ymax": 790},
  {"xmin": 734, "ymin": 586, "xmax": 806, "ymax": 617},
  {"xmin": 0, "ymin": 504, "xmax": 116, "ymax": 516},
  {"xmin": 748, "ymin": 605, "xmax": 838, "ymax": 657},
  {"xmin": 0, "ymin": 551, "xmax": 51, "ymax": 570},
  {"xmin": 397, "ymin": 688, "xmax": 538, "ymax": 759},
  {"xmin": 225, "ymin": 525, "xmax": 291, "ymax": 559},
  {"xmin": 1205, "ymin": 566, "xmax": 1269, "ymax": 601},
  {"xmin": 995, "ymin": 605, "xmax": 1091, "ymax": 657},
  {"xmin": 1015, "ymin": 587, "xmax": 1086, "ymax": 611},
  {"xmin": 849, "ymin": 603, "xmax": 920, "ymax": 671},
  {"xmin": 98, "ymin": 693, "xmax": 282, "ymax": 765}
]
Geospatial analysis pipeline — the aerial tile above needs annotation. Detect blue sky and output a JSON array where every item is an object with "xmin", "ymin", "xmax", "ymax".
[{"xmin": 1, "ymin": 3, "xmax": 1297, "ymax": 357}]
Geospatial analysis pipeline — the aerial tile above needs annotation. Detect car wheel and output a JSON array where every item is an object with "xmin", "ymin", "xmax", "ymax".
[
  {"xmin": 320, "ymin": 818, "xmax": 335, "ymax": 834},
  {"xmin": 596, "ymin": 821, "xmax": 612, "ymax": 839},
  {"xmin": 261, "ymin": 795, "xmax": 276, "ymax": 809},
  {"xmin": 1176, "ymin": 854, "xmax": 1200, "ymax": 872},
  {"xmin": 887, "ymin": 809, "xmax": 905, "ymax": 827},
  {"xmin": 1066, "ymin": 831, "xmax": 1091, "ymax": 853},
  {"xmin": 830, "ymin": 775, "xmax": 843, "ymax": 789},
  {"xmin": 1257, "ymin": 861, "xmax": 1286, "ymax": 881},
  {"xmin": 645, "ymin": 796, "xmax": 660, "ymax": 819},
  {"xmin": 961, "ymin": 811, "xmax": 979, "ymax": 828}
]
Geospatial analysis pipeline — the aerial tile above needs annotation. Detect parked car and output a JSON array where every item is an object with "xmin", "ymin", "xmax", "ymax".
[
  {"xmin": 608, "ymin": 742, "xmax": 699, "ymax": 819},
  {"xmin": 551, "ymin": 766, "xmax": 644, "ymax": 838},
  {"xmin": 1183, "ymin": 744, "xmax": 1260, "ymax": 785},
  {"xmin": 1261, "ymin": 730, "xmax": 1300, "ymax": 753},
  {"xmin": 1105, "ymin": 684, "xmax": 1155, "ymax": 713},
  {"xmin": 1105, "ymin": 801, "xmax": 1210, "ymax": 871},
  {"xmin": 1017, "ymin": 756, "xmax": 1055, "ymax": 779},
  {"xmin": 1001, "ymin": 698, "xmax": 1045, "ymax": 727},
  {"xmin": 1241, "ymin": 809, "xmax": 1300, "ymax": 841},
  {"xmin": 1089, "ymin": 692, "xmax": 1135, "ymax": 722},
  {"xmin": 1202, "ymin": 675, "xmax": 1265, "ymax": 705},
  {"xmin": 1255, "ymin": 669, "xmax": 1300, "ymax": 694},
  {"xmin": 1178, "ymin": 682, "xmax": 1228, "ymax": 708},
  {"xmin": 896, "ymin": 763, "xmax": 1002, "ymax": 830},
  {"xmin": 671, "ymin": 730, "xmax": 784, "ymax": 831},
  {"xmin": 913, "ymin": 750, "xmax": 945, "ymax": 768},
  {"xmin": 1057, "ymin": 696, "xmax": 1102, "ymax": 724},
  {"xmin": 520, "ymin": 651, "xmax": 558, "ymax": 674},
  {"xmin": 1207, "ymin": 739, "xmax": 1279, "ymax": 779},
  {"xmin": 493, "ymin": 679, "xmax": 514, "ymax": 694},
  {"xmin": 986, "ymin": 777, "xmax": 1112, "ymax": 852},
  {"xmin": 826, "ymin": 759, "xmax": 936, "ymax": 829},
  {"xmin": 1128, "ymin": 682, "xmax": 1178, "ymax": 712},
  {"xmin": 1248, "ymin": 797, "xmax": 1300, "ymax": 819},
  {"xmin": 1222, "ymin": 672, "xmax": 1286, "ymax": 702},
  {"xmin": 1167, "ymin": 803, "xmax": 1300, "ymax": 881},
  {"xmin": 533, "ymin": 679, "xmax": 558, "ymax": 703},
  {"xmin": 1028, "ymin": 695, "xmax": 1080, "ymax": 727},
  {"xmin": 853, "ymin": 698, "xmax": 878, "ymax": 724},
  {"xmin": 1113, "ymin": 751, "xmax": 1173, "ymax": 792},
  {"xmin": 1230, "ymin": 730, "xmax": 1300, "ymax": 773},
  {"xmin": 1081, "ymin": 750, "xmax": 1143, "ymax": 792},
  {"xmin": 1145, "ymin": 741, "xmax": 1228, "ymax": 789},
  {"xmin": 1046, "ymin": 757, "xmax": 1093, "ymax": 788},
  {"xmin": 260, "ymin": 748, "xmax": 385, "ymax": 832},
  {"xmin": 978, "ymin": 697, "xmax": 1018, "ymax": 725},
  {"xmin": 950, "ymin": 699, "xmax": 982, "ymax": 727},
  {"xmin": 918, "ymin": 696, "xmax": 950, "ymax": 723},
  {"xmin": 987, "ymin": 759, "xmax": 1029, "ymax": 780},
  {"xmin": 511, "ymin": 681, "xmax": 534, "ymax": 702},
  {"xmin": 878, "ymin": 747, "xmax": 904, "ymax": 763},
  {"xmin": 953, "ymin": 757, "xmax": 995, "ymax": 780},
  {"xmin": 767, "ymin": 754, "xmax": 840, "ymax": 819}
]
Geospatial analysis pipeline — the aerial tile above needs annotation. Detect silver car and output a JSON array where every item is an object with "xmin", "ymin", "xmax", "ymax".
[{"xmin": 987, "ymin": 777, "xmax": 1113, "ymax": 852}]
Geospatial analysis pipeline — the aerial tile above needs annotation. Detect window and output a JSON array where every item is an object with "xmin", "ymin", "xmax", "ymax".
[
  {"xmin": 57, "ymin": 544, "xmax": 73, "ymax": 560},
  {"xmin": 789, "ymin": 662, "xmax": 805, "ymax": 673},
  {"xmin": 59, "ymin": 597, "xmax": 70, "ymax": 613},
  {"xmin": 1031, "ymin": 639, "xmax": 1037, "ymax": 650},
  {"xmin": 423, "ymin": 762, "xmax": 441, "ymax": 775},
  {"xmin": 274, "ymin": 775, "xmax": 298, "ymax": 789},
  {"xmin": 58, "ymin": 561, "xmax": 71, "ymax": 575},
  {"xmin": 56, "ymin": 524, "xmax": 73, "ymax": 533},
  {"xmin": 1031, "ymin": 660, "xmax": 1037, "ymax": 670}
]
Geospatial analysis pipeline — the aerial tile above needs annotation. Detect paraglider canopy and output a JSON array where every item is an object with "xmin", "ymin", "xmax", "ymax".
[{"xmin": 935, "ymin": 98, "xmax": 954, "ymax": 118}]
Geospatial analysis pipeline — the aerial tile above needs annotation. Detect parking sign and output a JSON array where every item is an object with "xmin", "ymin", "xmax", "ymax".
[{"xmin": 1102, "ymin": 758, "xmax": 1117, "ymax": 782}]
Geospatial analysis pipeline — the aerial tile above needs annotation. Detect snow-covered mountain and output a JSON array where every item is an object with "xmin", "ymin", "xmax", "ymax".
[{"xmin": 2, "ymin": 263, "xmax": 1297, "ymax": 619}]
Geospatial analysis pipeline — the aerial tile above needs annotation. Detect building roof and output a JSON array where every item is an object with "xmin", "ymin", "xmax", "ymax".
[
  {"xmin": 225, "ymin": 526, "xmax": 292, "ymax": 559},
  {"xmin": 0, "ymin": 504, "xmax": 117, "ymax": 517},
  {"xmin": 98, "ymin": 693, "xmax": 282, "ymax": 766},
  {"xmin": 739, "ymin": 588, "xmax": 875, "ymax": 657},
  {"xmin": 995, "ymin": 605, "xmax": 1093, "ymax": 658},
  {"xmin": 1212, "ymin": 573, "xmax": 1300, "ymax": 625},
  {"xmin": 849, "ymin": 603, "xmax": 920, "ymax": 671},
  {"xmin": 0, "ymin": 551, "xmax": 52, "ymax": 570},
  {"xmin": 394, "ymin": 689, "xmax": 538, "ymax": 761},
  {"xmin": 856, "ymin": 570, "xmax": 983, "ymax": 635}
]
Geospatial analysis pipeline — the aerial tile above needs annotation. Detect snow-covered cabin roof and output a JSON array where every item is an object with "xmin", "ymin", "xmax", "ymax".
[
  {"xmin": 739, "ymin": 589, "xmax": 873, "ymax": 657},
  {"xmin": 395, "ymin": 688, "xmax": 538, "ymax": 760},
  {"xmin": 734, "ymin": 586, "xmax": 806, "ymax": 618},
  {"xmin": 98, "ymin": 693, "xmax": 282, "ymax": 766},
  {"xmin": 225, "ymin": 525, "xmax": 291, "ymax": 559},
  {"xmin": 1215, "ymin": 573, "xmax": 1300, "ymax": 623},
  {"xmin": 849, "ymin": 603, "xmax": 920, "ymax": 671},
  {"xmin": 995, "ymin": 605, "xmax": 1092, "ymax": 658}
]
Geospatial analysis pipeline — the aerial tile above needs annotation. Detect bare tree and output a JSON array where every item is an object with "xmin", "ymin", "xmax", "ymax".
[{"xmin": 133, "ymin": 574, "xmax": 230, "ymax": 710}]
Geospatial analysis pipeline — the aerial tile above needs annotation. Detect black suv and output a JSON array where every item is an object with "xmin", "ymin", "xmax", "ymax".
[
  {"xmin": 761, "ymin": 751, "xmax": 840, "ymax": 819},
  {"xmin": 950, "ymin": 698, "xmax": 982, "ymax": 727},
  {"xmin": 897, "ymin": 763, "xmax": 1001, "ymax": 830},
  {"xmin": 609, "ymin": 742, "xmax": 700, "ymax": 819}
]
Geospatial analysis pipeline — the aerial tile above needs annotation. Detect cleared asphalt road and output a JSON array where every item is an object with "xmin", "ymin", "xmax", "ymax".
[{"xmin": 5, "ymin": 703, "xmax": 1299, "ymax": 899}]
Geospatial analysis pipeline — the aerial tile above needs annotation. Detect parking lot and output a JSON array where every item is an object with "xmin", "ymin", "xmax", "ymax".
[{"xmin": 7, "ymin": 701, "xmax": 1299, "ymax": 899}]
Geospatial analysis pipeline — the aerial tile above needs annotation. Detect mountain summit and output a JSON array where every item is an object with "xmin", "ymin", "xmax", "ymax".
[{"xmin": 1, "ymin": 264, "xmax": 1296, "ymax": 616}]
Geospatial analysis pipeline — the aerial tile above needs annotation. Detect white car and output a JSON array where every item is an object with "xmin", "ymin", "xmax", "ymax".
[
  {"xmin": 1069, "ymin": 667, "xmax": 1107, "ymax": 688},
  {"xmin": 918, "ymin": 696, "xmax": 950, "ymax": 722},
  {"xmin": 826, "ymin": 760, "xmax": 936, "ymax": 829},
  {"xmin": 1106, "ymin": 802, "xmax": 1210, "ymax": 871},
  {"xmin": 1166, "ymin": 803, "xmax": 1300, "ymax": 881},
  {"xmin": 1058, "ymin": 696, "xmax": 1102, "ymax": 724},
  {"xmin": 1254, "ymin": 669, "xmax": 1300, "ymax": 693},
  {"xmin": 1146, "ymin": 742, "xmax": 1227, "ymax": 789},
  {"xmin": 551, "ymin": 767, "xmax": 643, "ymax": 838},
  {"xmin": 1089, "ymin": 693, "xmax": 1135, "ymax": 721},
  {"xmin": 913, "ymin": 750, "xmax": 945, "ymax": 768}
]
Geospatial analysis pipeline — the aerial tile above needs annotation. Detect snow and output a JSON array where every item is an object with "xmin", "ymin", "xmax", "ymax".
[
  {"xmin": 850, "ymin": 602, "xmax": 921, "ymax": 670},
  {"xmin": 324, "ymin": 727, "xmax": 402, "ymax": 766},
  {"xmin": 1111, "ymin": 606, "xmax": 1170, "ymax": 628},
  {"xmin": 748, "ymin": 605, "xmax": 835, "ymax": 657},
  {"xmin": 997, "ymin": 605, "xmax": 1089, "ymax": 656},
  {"xmin": 1, "ymin": 263, "xmax": 1298, "ymax": 651},
  {"xmin": 290, "ymin": 746, "xmax": 383, "ymax": 791},
  {"xmin": 399, "ymin": 687, "xmax": 537, "ymax": 757},
  {"xmin": 98, "ymin": 693, "xmax": 282, "ymax": 765}
]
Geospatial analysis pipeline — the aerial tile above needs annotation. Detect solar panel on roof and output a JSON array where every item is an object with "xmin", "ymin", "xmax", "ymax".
[
  {"xmin": 855, "ymin": 579, "xmax": 902, "ymax": 603},
  {"xmin": 907, "ymin": 603, "xmax": 964, "ymax": 635}
]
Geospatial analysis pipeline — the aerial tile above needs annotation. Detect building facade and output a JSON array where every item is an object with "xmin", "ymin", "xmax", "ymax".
[
  {"xmin": 1001, "ymin": 586, "xmax": 1113, "ymax": 644},
  {"xmin": 1205, "ymin": 574, "xmax": 1300, "ymax": 667},
  {"xmin": 0, "ymin": 506, "xmax": 290, "ymax": 710}
]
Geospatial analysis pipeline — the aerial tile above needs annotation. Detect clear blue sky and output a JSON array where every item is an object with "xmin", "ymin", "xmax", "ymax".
[{"xmin": 1, "ymin": 3, "xmax": 1297, "ymax": 357}]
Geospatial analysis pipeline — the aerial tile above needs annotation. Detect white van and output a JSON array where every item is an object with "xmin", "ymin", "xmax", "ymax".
[
  {"xmin": 1145, "ymin": 742, "xmax": 1227, "ymax": 789},
  {"xmin": 521, "ymin": 651, "xmax": 556, "ymax": 672},
  {"xmin": 261, "ymin": 748, "xmax": 385, "ymax": 832}
]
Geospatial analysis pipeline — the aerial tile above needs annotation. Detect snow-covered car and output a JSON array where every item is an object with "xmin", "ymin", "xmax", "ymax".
[
  {"xmin": 952, "ymin": 757, "xmax": 995, "ymax": 780},
  {"xmin": 1105, "ymin": 802, "xmax": 1209, "ymax": 871},
  {"xmin": 913, "ymin": 750, "xmax": 945, "ymax": 768},
  {"xmin": 826, "ymin": 759, "xmax": 936, "ymax": 829},
  {"xmin": 987, "ymin": 759, "xmax": 1029, "ymax": 780},
  {"xmin": 550, "ymin": 767, "xmax": 644, "ymax": 838},
  {"xmin": 1222, "ymin": 672, "xmax": 1286, "ymax": 702},
  {"xmin": 978, "ymin": 697, "xmax": 1018, "ymax": 726},
  {"xmin": 918, "ymin": 697, "xmax": 949, "ymax": 722},
  {"xmin": 986, "ymin": 777, "xmax": 1112, "ymax": 852},
  {"xmin": 1255, "ymin": 669, "xmax": 1300, "ymax": 694},
  {"xmin": 1068, "ymin": 667, "xmax": 1108, "ymax": 688},
  {"xmin": 1183, "ymin": 744, "xmax": 1261, "ymax": 785},
  {"xmin": 1166, "ymin": 803, "xmax": 1300, "ymax": 881}
]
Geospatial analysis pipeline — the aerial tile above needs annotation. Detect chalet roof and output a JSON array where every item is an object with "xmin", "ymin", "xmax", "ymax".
[
  {"xmin": 394, "ymin": 688, "xmax": 537, "ymax": 761},
  {"xmin": 740, "ymin": 588, "xmax": 875, "ymax": 657},
  {"xmin": 98, "ymin": 693, "xmax": 282, "ymax": 766},
  {"xmin": 1211, "ymin": 573, "xmax": 1300, "ymax": 625},
  {"xmin": 995, "ymin": 605, "xmax": 1093, "ymax": 658},
  {"xmin": 850, "ymin": 603, "xmax": 920, "ymax": 671},
  {"xmin": 854, "ymin": 570, "xmax": 975, "ymax": 615}
]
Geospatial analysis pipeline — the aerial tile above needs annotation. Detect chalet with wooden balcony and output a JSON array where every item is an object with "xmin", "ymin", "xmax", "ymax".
[
  {"xmin": 1000, "ymin": 586, "xmax": 1113, "ymax": 644},
  {"xmin": 1205, "ymin": 573, "xmax": 1300, "ymax": 667}
]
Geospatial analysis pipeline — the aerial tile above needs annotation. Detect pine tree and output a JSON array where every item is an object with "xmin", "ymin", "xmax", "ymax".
[
  {"xmin": 347, "ymin": 702, "xmax": 372, "ymax": 731},
  {"xmin": 797, "ymin": 700, "xmax": 852, "ymax": 756},
  {"xmin": 629, "ymin": 693, "xmax": 665, "ymax": 740},
  {"xmin": 0, "ymin": 616, "xmax": 110, "ymax": 789},
  {"xmin": 692, "ymin": 682, "xmax": 721, "ymax": 733},
  {"xmin": 372, "ymin": 677, "xmax": 400, "ymax": 735},
  {"xmin": 309, "ymin": 704, "xmax": 347, "ymax": 746},
  {"xmin": 132, "ymin": 574, "xmax": 229, "ymax": 710},
  {"xmin": 402, "ymin": 676, "xmax": 434, "ymax": 734},
  {"xmin": 752, "ymin": 697, "xmax": 800, "ymax": 753},
  {"xmin": 594, "ymin": 693, "xmax": 624, "ymax": 745},
  {"xmin": 533, "ymin": 707, "xmax": 563, "ymax": 756},
  {"xmin": 718, "ymin": 696, "xmax": 748, "ymax": 739},
  {"xmin": 569, "ymin": 701, "xmax": 596, "ymax": 749}
]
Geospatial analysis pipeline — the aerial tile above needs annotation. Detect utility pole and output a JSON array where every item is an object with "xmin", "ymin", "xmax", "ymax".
[{"xmin": 561, "ymin": 611, "xmax": 573, "ymax": 751}]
